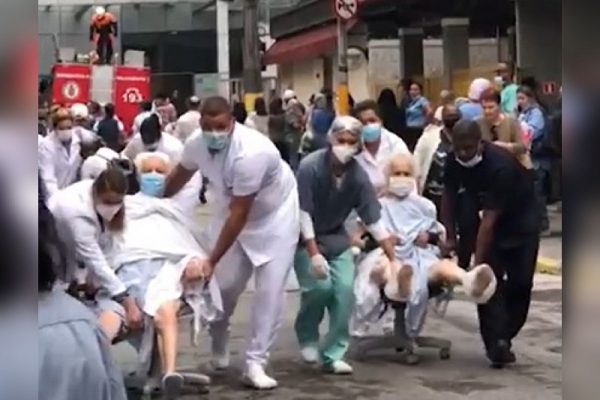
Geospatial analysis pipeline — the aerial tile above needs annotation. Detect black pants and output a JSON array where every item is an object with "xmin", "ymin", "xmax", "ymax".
[
  {"xmin": 477, "ymin": 235, "xmax": 540, "ymax": 351},
  {"xmin": 534, "ymin": 168, "xmax": 550, "ymax": 231},
  {"xmin": 456, "ymin": 191, "xmax": 480, "ymax": 270},
  {"xmin": 96, "ymin": 37, "xmax": 114, "ymax": 65},
  {"xmin": 273, "ymin": 140, "xmax": 290, "ymax": 164}
]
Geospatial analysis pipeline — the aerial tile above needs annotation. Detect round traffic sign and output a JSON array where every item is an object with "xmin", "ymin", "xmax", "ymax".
[
  {"xmin": 62, "ymin": 81, "xmax": 80, "ymax": 100},
  {"xmin": 334, "ymin": 0, "xmax": 358, "ymax": 21}
]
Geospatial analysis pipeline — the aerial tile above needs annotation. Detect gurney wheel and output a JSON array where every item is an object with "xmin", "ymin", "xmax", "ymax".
[
  {"xmin": 439, "ymin": 348, "xmax": 451, "ymax": 360},
  {"xmin": 404, "ymin": 353, "xmax": 420, "ymax": 365}
]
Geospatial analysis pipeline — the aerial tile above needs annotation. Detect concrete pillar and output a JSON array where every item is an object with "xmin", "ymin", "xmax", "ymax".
[
  {"xmin": 398, "ymin": 28, "xmax": 424, "ymax": 81},
  {"xmin": 515, "ymin": 0, "xmax": 561, "ymax": 95},
  {"xmin": 441, "ymin": 18, "xmax": 470, "ymax": 89}
]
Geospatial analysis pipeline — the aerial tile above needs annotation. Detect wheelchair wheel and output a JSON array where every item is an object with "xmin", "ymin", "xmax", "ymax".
[{"xmin": 439, "ymin": 348, "xmax": 451, "ymax": 360}]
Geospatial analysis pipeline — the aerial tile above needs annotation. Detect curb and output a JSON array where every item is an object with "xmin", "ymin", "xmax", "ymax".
[{"xmin": 536, "ymin": 256, "xmax": 561, "ymax": 275}]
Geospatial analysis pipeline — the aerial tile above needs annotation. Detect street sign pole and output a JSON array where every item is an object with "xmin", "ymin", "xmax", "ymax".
[
  {"xmin": 336, "ymin": 16, "xmax": 349, "ymax": 115},
  {"xmin": 334, "ymin": 0, "xmax": 357, "ymax": 115}
]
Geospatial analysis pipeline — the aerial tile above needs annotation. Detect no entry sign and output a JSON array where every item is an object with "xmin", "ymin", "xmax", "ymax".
[{"xmin": 334, "ymin": 0, "xmax": 358, "ymax": 21}]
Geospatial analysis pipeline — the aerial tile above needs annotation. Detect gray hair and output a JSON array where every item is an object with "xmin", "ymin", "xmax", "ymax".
[
  {"xmin": 328, "ymin": 115, "xmax": 363, "ymax": 139},
  {"xmin": 133, "ymin": 151, "xmax": 171, "ymax": 174}
]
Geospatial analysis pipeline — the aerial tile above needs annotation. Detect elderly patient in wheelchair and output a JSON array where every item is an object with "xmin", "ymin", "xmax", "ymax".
[
  {"xmin": 94, "ymin": 152, "xmax": 220, "ymax": 398},
  {"xmin": 351, "ymin": 153, "xmax": 497, "ymax": 343}
]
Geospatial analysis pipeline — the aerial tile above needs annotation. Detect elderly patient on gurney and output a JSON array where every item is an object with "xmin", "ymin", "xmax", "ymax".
[
  {"xmin": 102, "ymin": 152, "xmax": 219, "ymax": 397},
  {"xmin": 351, "ymin": 153, "xmax": 497, "ymax": 339}
]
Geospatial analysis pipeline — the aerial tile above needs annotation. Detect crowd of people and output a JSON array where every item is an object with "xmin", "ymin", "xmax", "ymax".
[{"xmin": 38, "ymin": 61, "xmax": 560, "ymax": 399}]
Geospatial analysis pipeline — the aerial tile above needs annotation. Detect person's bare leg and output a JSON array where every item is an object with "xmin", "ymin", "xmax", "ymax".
[
  {"xmin": 98, "ymin": 311, "xmax": 122, "ymax": 341},
  {"xmin": 396, "ymin": 263, "xmax": 413, "ymax": 300},
  {"xmin": 428, "ymin": 260, "xmax": 494, "ymax": 299},
  {"xmin": 154, "ymin": 300, "xmax": 181, "ymax": 374}
]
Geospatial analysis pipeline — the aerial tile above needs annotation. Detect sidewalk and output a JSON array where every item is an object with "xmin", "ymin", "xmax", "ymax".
[{"xmin": 536, "ymin": 208, "xmax": 562, "ymax": 275}]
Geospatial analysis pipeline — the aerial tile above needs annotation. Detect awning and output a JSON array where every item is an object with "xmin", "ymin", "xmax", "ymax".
[{"xmin": 263, "ymin": 21, "xmax": 357, "ymax": 65}]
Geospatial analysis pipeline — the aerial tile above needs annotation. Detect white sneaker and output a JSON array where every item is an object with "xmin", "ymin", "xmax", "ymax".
[
  {"xmin": 210, "ymin": 331, "xmax": 230, "ymax": 371},
  {"xmin": 242, "ymin": 363, "xmax": 278, "ymax": 390},
  {"xmin": 300, "ymin": 346, "xmax": 319, "ymax": 364},
  {"xmin": 326, "ymin": 360, "xmax": 354, "ymax": 375}
]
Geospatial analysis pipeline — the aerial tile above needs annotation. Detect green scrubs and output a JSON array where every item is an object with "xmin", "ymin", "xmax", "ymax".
[
  {"xmin": 294, "ymin": 149, "xmax": 381, "ymax": 366},
  {"xmin": 294, "ymin": 248, "xmax": 355, "ymax": 366}
]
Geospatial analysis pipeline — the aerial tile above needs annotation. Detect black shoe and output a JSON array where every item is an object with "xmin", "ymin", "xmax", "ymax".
[{"xmin": 487, "ymin": 340, "xmax": 513, "ymax": 369}]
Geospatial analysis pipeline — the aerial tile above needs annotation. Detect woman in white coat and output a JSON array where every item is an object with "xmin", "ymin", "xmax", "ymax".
[
  {"xmin": 48, "ymin": 167, "xmax": 142, "ymax": 342},
  {"xmin": 39, "ymin": 108, "xmax": 83, "ymax": 198}
]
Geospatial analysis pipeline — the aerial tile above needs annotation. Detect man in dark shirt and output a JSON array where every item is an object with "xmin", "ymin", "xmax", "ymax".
[{"xmin": 441, "ymin": 119, "xmax": 540, "ymax": 368}]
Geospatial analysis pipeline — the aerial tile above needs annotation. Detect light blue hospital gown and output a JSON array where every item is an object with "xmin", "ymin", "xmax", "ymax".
[
  {"xmin": 38, "ymin": 291, "xmax": 127, "ymax": 400},
  {"xmin": 380, "ymin": 194, "xmax": 444, "ymax": 338}
]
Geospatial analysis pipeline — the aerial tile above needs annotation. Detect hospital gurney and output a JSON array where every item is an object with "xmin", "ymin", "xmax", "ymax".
[{"xmin": 117, "ymin": 304, "xmax": 211, "ymax": 398}]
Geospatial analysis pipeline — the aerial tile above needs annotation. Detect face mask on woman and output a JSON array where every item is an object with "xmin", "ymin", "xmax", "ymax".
[
  {"xmin": 56, "ymin": 129, "xmax": 73, "ymax": 143},
  {"xmin": 388, "ymin": 176, "xmax": 416, "ymax": 198},
  {"xmin": 95, "ymin": 203, "xmax": 122, "ymax": 221},
  {"xmin": 140, "ymin": 172, "xmax": 166, "ymax": 197}
]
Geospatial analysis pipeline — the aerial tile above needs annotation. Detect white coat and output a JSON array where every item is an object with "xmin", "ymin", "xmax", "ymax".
[
  {"xmin": 38, "ymin": 132, "xmax": 83, "ymax": 198},
  {"xmin": 121, "ymin": 132, "xmax": 184, "ymax": 164},
  {"xmin": 180, "ymin": 124, "xmax": 300, "ymax": 267},
  {"xmin": 413, "ymin": 124, "xmax": 442, "ymax": 191},
  {"xmin": 355, "ymin": 128, "xmax": 410, "ymax": 192},
  {"xmin": 48, "ymin": 180, "xmax": 126, "ymax": 296}
]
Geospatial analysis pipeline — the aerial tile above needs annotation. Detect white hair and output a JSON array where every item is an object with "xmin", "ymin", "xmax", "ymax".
[
  {"xmin": 468, "ymin": 78, "xmax": 492, "ymax": 102},
  {"xmin": 133, "ymin": 151, "xmax": 171, "ymax": 173},
  {"xmin": 383, "ymin": 152, "xmax": 419, "ymax": 181},
  {"xmin": 95, "ymin": 6, "xmax": 106, "ymax": 15},
  {"xmin": 70, "ymin": 103, "xmax": 89, "ymax": 119},
  {"xmin": 328, "ymin": 115, "xmax": 363, "ymax": 139}
]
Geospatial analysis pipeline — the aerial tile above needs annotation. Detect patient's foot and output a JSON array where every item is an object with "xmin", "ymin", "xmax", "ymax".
[
  {"xmin": 162, "ymin": 372, "xmax": 184, "ymax": 400},
  {"xmin": 242, "ymin": 362, "xmax": 278, "ymax": 390},
  {"xmin": 464, "ymin": 264, "xmax": 496, "ymax": 304},
  {"xmin": 397, "ymin": 263, "xmax": 413, "ymax": 300}
]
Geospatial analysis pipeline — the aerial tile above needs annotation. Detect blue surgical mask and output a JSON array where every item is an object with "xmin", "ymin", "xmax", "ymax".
[
  {"xmin": 456, "ymin": 153, "xmax": 483, "ymax": 168},
  {"xmin": 203, "ymin": 130, "xmax": 230, "ymax": 151},
  {"xmin": 361, "ymin": 123, "xmax": 382, "ymax": 143},
  {"xmin": 140, "ymin": 172, "xmax": 166, "ymax": 197}
]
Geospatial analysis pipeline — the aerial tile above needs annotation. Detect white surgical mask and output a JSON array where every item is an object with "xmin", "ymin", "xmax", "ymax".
[
  {"xmin": 332, "ymin": 144, "xmax": 357, "ymax": 164},
  {"xmin": 56, "ymin": 129, "xmax": 73, "ymax": 143},
  {"xmin": 493, "ymin": 76, "xmax": 504, "ymax": 86},
  {"xmin": 456, "ymin": 154, "xmax": 483, "ymax": 168},
  {"xmin": 95, "ymin": 203, "xmax": 122, "ymax": 221},
  {"xmin": 388, "ymin": 176, "xmax": 416, "ymax": 198}
]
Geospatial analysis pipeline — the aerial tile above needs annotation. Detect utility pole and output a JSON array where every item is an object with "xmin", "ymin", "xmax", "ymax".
[
  {"xmin": 242, "ymin": 0, "xmax": 262, "ymax": 111},
  {"xmin": 333, "ymin": 0, "xmax": 357, "ymax": 115},
  {"xmin": 336, "ymin": 17, "xmax": 350, "ymax": 115},
  {"xmin": 217, "ymin": 0, "xmax": 231, "ymax": 101}
]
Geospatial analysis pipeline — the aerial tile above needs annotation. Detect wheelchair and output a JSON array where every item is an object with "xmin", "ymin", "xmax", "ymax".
[{"xmin": 348, "ymin": 234, "xmax": 452, "ymax": 365}]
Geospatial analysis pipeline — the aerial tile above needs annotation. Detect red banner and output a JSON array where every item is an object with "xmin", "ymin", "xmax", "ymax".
[
  {"xmin": 113, "ymin": 66, "xmax": 151, "ymax": 136},
  {"xmin": 51, "ymin": 64, "xmax": 91, "ymax": 107}
]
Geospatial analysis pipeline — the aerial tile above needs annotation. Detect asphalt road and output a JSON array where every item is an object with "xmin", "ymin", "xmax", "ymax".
[{"xmin": 116, "ymin": 274, "xmax": 562, "ymax": 400}]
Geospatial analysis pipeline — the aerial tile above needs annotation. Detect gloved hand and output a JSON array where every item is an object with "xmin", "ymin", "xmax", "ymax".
[{"xmin": 310, "ymin": 254, "xmax": 330, "ymax": 280}]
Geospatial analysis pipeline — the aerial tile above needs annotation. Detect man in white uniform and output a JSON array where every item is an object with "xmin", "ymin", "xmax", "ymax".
[
  {"xmin": 122, "ymin": 113, "xmax": 183, "ymax": 164},
  {"xmin": 174, "ymin": 96, "xmax": 201, "ymax": 143},
  {"xmin": 164, "ymin": 96, "xmax": 300, "ymax": 390}
]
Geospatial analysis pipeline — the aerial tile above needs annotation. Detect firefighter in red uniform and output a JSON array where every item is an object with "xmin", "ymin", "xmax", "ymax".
[{"xmin": 89, "ymin": 7, "xmax": 118, "ymax": 65}]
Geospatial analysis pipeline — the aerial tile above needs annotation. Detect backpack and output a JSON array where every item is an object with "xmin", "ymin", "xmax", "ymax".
[{"xmin": 529, "ymin": 107, "xmax": 554, "ymax": 158}]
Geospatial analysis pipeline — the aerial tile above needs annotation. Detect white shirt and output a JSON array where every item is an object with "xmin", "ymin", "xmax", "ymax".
[
  {"xmin": 48, "ymin": 180, "xmax": 126, "ymax": 296},
  {"xmin": 355, "ymin": 128, "xmax": 410, "ymax": 191},
  {"xmin": 413, "ymin": 124, "xmax": 442, "ymax": 192},
  {"xmin": 121, "ymin": 132, "xmax": 184, "ymax": 164},
  {"xmin": 38, "ymin": 132, "xmax": 83, "ymax": 199},
  {"xmin": 180, "ymin": 123, "xmax": 300, "ymax": 266},
  {"xmin": 174, "ymin": 110, "xmax": 201, "ymax": 143},
  {"xmin": 132, "ymin": 111, "xmax": 153, "ymax": 135},
  {"xmin": 80, "ymin": 147, "xmax": 122, "ymax": 180}
]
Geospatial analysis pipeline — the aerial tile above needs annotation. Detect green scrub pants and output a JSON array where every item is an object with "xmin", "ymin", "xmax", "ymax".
[{"xmin": 294, "ymin": 247, "xmax": 355, "ymax": 367}]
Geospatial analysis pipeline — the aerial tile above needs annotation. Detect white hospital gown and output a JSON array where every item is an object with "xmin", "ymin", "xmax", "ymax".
[{"xmin": 352, "ymin": 194, "xmax": 444, "ymax": 339}]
